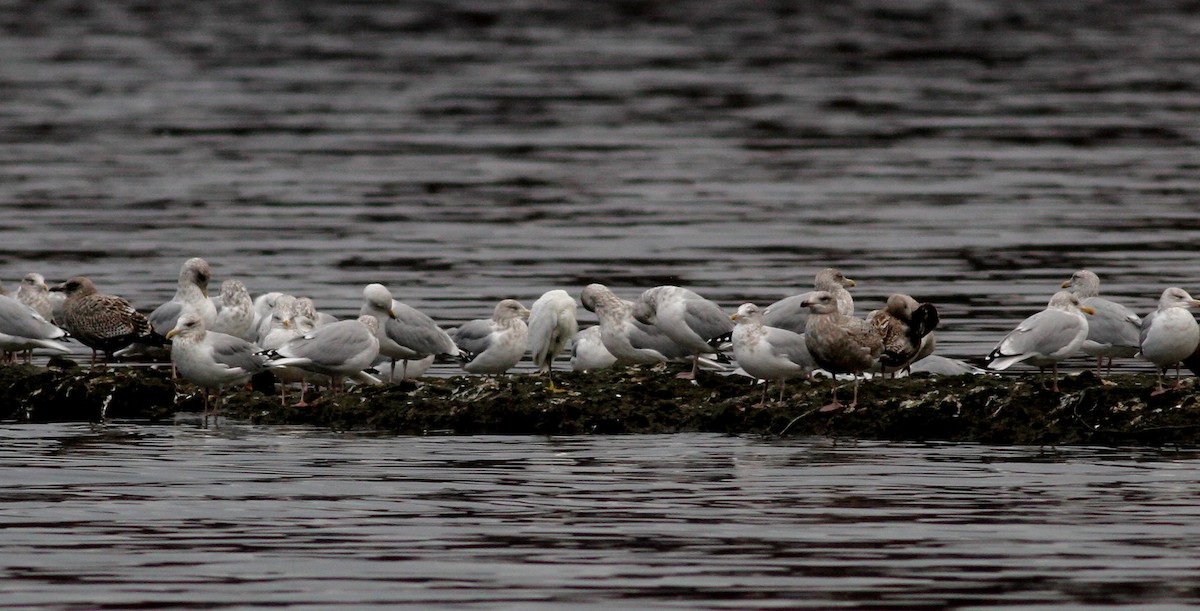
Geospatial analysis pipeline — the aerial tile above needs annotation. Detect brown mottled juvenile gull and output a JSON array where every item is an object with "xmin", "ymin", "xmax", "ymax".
[
  {"xmin": 569, "ymin": 325, "xmax": 617, "ymax": 372},
  {"xmin": 52, "ymin": 276, "xmax": 159, "ymax": 367},
  {"xmin": 802, "ymin": 291, "xmax": 883, "ymax": 411},
  {"xmin": 867, "ymin": 294, "xmax": 939, "ymax": 377},
  {"xmin": 167, "ymin": 312, "xmax": 267, "ymax": 424},
  {"xmin": 360, "ymin": 283, "xmax": 460, "ymax": 380},
  {"xmin": 450, "ymin": 299, "xmax": 530, "ymax": 375},
  {"xmin": 730, "ymin": 303, "xmax": 814, "ymax": 406},
  {"xmin": 210, "ymin": 279, "xmax": 256, "ymax": 341},
  {"xmin": 264, "ymin": 315, "xmax": 382, "ymax": 392},
  {"xmin": 763, "ymin": 268, "xmax": 856, "ymax": 335},
  {"xmin": 527, "ymin": 289, "xmax": 579, "ymax": 389},
  {"xmin": 985, "ymin": 291, "xmax": 1094, "ymax": 392},
  {"xmin": 0, "ymin": 295, "xmax": 71, "ymax": 361},
  {"xmin": 631, "ymin": 285, "xmax": 733, "ymax": 379},
  {"xmin": 1061, "ymin": 270, "xmax": 1142, "ymax": 375},
  {"xmin": 148, "ymin": 258, "xmax": 217, "ymax": 337},
  {"xmin": 1139, "ymin": 287, "xmax": 1200, "ymax": 395}
]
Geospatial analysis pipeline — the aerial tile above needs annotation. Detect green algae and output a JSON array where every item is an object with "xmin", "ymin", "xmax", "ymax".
[{"xmin": 2, "ymin": 364, "xmax": 1198, "ymax": 446}]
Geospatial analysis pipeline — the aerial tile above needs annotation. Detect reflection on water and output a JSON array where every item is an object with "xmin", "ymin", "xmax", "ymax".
[{"xmin": 2, "ymin": 424, "xmax": 1200, "ymax": 608}]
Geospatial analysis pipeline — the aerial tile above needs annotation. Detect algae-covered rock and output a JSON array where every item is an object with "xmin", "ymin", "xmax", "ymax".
[{"xmin": 2, "ymin": 364, "xmax": 1199, "ymax": 446}]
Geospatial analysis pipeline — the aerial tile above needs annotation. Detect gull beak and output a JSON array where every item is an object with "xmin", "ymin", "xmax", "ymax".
[
  {"xmin": 388, "ymin": 308, "xmax": 397, "ymax": 320},
  {"xmin": 799, "ymin": 300, "xmax": 813, "ymax": 308},
  {"xmin": 283, "ymin": 319, "xmax": 292, "ymax": 329},
  {"xmin": 1061, "ymin": 280, "xmax": 1072, "ymax": 289},
  {"xmin": 844, "ymin": 278, "xmax": 856, "ymax": 288},
  {"xmin": 520, "ymin": 307, "xmax": 532, "ymax": 319},
  {"xmin": 730, "ymin": 313, "xmax": 739, "ymax": 321},
  {"xmin": 1079, "ymin": 306, "xmax": 1096, "ymax": 316},
  {"xmin": 49, "ymin": 284, "xmax": 65, "ymax": 293},
  {"xmin": 1192, "ymin": 300, "xmax": 1200, "ymax": 308},
  {"xmin": 165, "ymin": 328, "xmax": 179, "ymax": 340}
]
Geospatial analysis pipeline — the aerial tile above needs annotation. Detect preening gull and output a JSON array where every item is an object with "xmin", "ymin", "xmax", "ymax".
[
  {"xmin": 264, "ymin": 315, "xmax": 382, "ymax": 392},
  {"xmin": 763, "ymin": 268, "xmax": 856, "ymax": 335},
  {"xmin": 0, "ymin": 295, "xmax": 71, "ymax": 361},
  {"xmin": 167, "ymin": 312, "xmax": 267, "ymax": 424},
  {"xmin": 868, "ymin": 294, "xmax": 939, "ymax": 376},
  {"xmin": 52, "ymin": 276, "xmax": 159, "ymax": 367},
  {"xmin": 802, "ymin": 291, "xmax": 882, "ymax": 411},
  {"xmin": 730, "ymin": 303, "xmax": 814, "ymax": 406},
  {"xmin": 210, "ymin": 279, "xmax": 256, "ymax": 341},
  {"xmin": 527, "ymin": 289, "xmax": 579, "ymax": 388},
  {"xmin": 360, "ymin": 283, "xmax": 459, "ymax": 380},
  {"xmin": 570, "ymin": 326, "xmax": 617, "ymax": 372},
  {"xmin": 985, "ymin": 291, "xmax": 1094, "ymax": 392},
  {"xmin": 1061, "ymin": 270, "xmax": 1141, "ymax": 374},
  {"xmin": 631, "ymin": 285, "xmax": 732, "ymax": 379},
  {"xmin": 580, "ymin": 284, "xmax": 674, "ymax": 366},
  {"xmin": 1139, "ymin": 287, "xmax": 1200, "ymax": 394},
  {"xmin": 450, "ymin": 299, "xmax": 530, "ymax": 375}
]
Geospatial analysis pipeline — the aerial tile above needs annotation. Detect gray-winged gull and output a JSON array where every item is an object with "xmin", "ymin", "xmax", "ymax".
[
  {"xmin": 51, "ymin": 276, "xmax": 160, "ymax": 367},
  {"xmin": 360, "ymin": 283, "xmax": 460, "ymax": 380},
  {"xmin": 17, "ymin": 273, "xmax": 53, "ymax": 322},
  {"xmin": 570, "ymin": 325, "xmax": 617, "ymax": 371},
  {"xmin": 631, "ymin": 285, "xmax": 732, "ymax": 379},
  {"xmin": 450, "ymin": 299, "xmax": 530, "ymax": 375},
  {"xmin": 802, "ymin": 291, "xmax": 883, "ymax": 411},
  {"xmin": 730, "ymin": 303, "xmax": 814, "ymax": 406},
  {"xmin": 527, "ymin": 289, "xmax": 579, "ymax": 388},
  {"xmin": 1061, "ymin": 270, "xmax": 1142, "ymax": 375},
  {"xmin": 264, "ymin": 315, "xmax": 382, "ymax": 392},
  {"xmin": 167, "ymin": 312, "xmax": 267, "ymax": 424},
  {"xmin": 148, "ymin": 257, "xmax": 217, "ymax": 337},
  {"xmin": 0, "ymin": 294, "xmax": 71, "ymax": 362},
  {"xmin": 985, "ymin": 290, "xmax": 1094, "ymax": 391},
  {"xmin": 763, "ymin": 268, "xmax": 856, "ymax": 335},
  {"xmin": 1139, "ymin": 287, "xmax": 1200, "ymax": 394}
]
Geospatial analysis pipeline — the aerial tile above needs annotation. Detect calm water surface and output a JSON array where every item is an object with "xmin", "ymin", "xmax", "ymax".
[
  {"xmin": 4, "ymin": 2, "xmax": 1200, "ymax": 607},
  {"xmin": 3, "ymin": 424, "xmax": 1200, "ymax": 609}
]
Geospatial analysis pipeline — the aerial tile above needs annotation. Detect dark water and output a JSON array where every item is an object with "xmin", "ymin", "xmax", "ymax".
[
  {"xmin": 4, "ymin": 425, "xmax": 1200, "ymax": 609},
  {"xmin": 4, "ymin": 0, "xmax": 1200, "ymax": 371},
  {"xmin": 5, "ymin": 1, "xmax": 1200, "ymax": 606}
]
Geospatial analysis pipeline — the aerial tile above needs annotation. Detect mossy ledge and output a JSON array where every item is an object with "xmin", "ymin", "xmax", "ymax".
[{"xmin": 2, "ymin": 364, "xmax": 1199, "ymax": 445}]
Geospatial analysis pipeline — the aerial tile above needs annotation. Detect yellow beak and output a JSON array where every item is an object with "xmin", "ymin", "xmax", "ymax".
[
  {"xmin": 845, "ymin": 278, "xmax": 856, "ymax": 287},
  {"xmin": 1080, "ymin": 306, "xmax": 1096, "ymax": 315},
  {"xmin": 730, "ymin": 313, "xmax": 740, "ymax": 321},
  {"xmin": 1192, "ymin": 300, "xmax": 1200, "ymax": 308},
  {"xmin": 388, "ymin": 309, "xmax": 397, "ymax": 320},
  {"xmin": 165, "ymin": 328, "xmax": 179, "ymax": 340},
  {"xmin": 1061, "ymin": 280, "xmax": 1072, "ymax": 289}
]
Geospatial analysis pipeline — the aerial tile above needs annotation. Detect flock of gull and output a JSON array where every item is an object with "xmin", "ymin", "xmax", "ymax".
[{"xmin": 0, "ymin": 258, "xmax": 1198, "ymax": 415}]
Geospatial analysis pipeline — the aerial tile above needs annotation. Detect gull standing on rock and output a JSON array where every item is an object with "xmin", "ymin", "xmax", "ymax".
[
  {"xmin": 985, "ymin": 291, "xmax": 1094, "ymax": 392},
  {"xmin": 631, "ymin": 285, "xmax": 733, "ymax": 379},
  {"xmin": 450, "ymin": 299, "xmax": 530, "ymax": 375},
  {"xmin": 1061, "ymin": 270, "xmax": 1142, "ymax": 375},
  {"xmin": 580, "ymin": 284, "xmax": 679, "ymax": 366},
  {"xmin": 868, "ymin": 294, "xmax": 940, "ymax": 376},
  {"xmin": 1139, "ymin": 287, "xmax": 1200, "ymax": 395},
  {"xmin": 763, "ymin": 268, "xmax": 856, "ymax": 335},
  {"xmin": 148, "ymin": 258, "xmax": 217, "ymax": 338},
  {"xmin": 0, "ymin": 295, "xmax": 71, "ymax": 362},
  {"xmin": 263, "ymin": 315, "xmax": 382, "ymax": 393},
  {"xmin": 167, "ymin": 312, "xmax": 267, "ymax": 425},
  {"xmin": 52, "ymin": 276, "xmax": 159, "ymax": 367},
  {"xmin": 569, "ymin": 326, "xmax": 617, "ymax": 372},
  {"xmin": 527, "ymin": 290, "xmax": 579, "ymax": 388},
  {"xmin": 360, "ymin": 283, "xmax": 460, "ymax": 380},
  {"xmin": 730, "ymin": 303, "xmax": 814, "ymax": 406},
  {"xmin": 802, "ymin": 291, "xmax": 883, "ymax": 411}
]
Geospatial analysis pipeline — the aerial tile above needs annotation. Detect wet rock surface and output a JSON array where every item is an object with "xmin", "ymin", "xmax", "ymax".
[{"xmin": 3, "ymin": 365, "xmax": 1199, "ymax": 446}]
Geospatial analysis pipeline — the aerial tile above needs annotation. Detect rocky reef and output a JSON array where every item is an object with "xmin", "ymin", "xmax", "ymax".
[{"xmin": 2, "ymin": 364, "xmax": 1199, "ymax": 446}]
